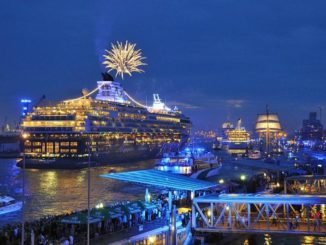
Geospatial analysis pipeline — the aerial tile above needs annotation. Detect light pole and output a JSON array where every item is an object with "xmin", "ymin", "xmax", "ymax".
[
  {"xmin": 87, "ymin": 140, "xmax": 91, "ymax": 245},
  {"xmin": 21, "ymin": 152, "xmax": 25, "ymax": 245},
  {"xmin": 21, "ymin": 134, "xmax": 29, "ymax": 245},
  {"xmin": 240, "ymin": 174, "xmax": 246, "ymax": 193}
]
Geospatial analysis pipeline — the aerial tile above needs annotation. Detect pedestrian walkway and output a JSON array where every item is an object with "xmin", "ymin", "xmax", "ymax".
[{"xmin": 192, "ymin": 193, "xmax": 326, "ymax": 236}]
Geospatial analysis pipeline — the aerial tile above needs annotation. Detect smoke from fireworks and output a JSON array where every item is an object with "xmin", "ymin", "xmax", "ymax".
[{"xmin": 103, "ymin": 41, "xmax": 146, "ymax": 79}]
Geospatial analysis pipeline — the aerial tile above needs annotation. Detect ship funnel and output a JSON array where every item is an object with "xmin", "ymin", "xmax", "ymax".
[
  {"xmin": 101, "ymin": 72, "xmax": 114, "ymax": 81},
  {"xmin": 236, "ymin": 118, "xmax": 242, "ymax": 130}
]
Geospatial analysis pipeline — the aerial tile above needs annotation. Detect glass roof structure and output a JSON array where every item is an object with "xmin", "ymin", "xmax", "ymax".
[
  {"xmin": 194, "ymin": 193, "xmax": 326, "ymax": 205},
  {"xmin": 100, "ymin": 169, "xmax": 218, "ymax": 191}
]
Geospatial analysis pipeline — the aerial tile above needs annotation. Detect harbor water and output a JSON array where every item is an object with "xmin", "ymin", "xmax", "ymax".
[{"xmin": 0, "ymin": 158, "xmax": 156, "ymax": 227}]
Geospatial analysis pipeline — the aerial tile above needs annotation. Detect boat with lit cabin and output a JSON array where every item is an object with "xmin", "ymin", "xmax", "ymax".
[{"xmin": 0, "ymin": 196, "xmax": 22, "ymax": 215}]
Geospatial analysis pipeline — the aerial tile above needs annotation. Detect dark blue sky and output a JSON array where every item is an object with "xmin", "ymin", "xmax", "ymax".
[{"xmin": 1, "ymin": 0, "xmax": 326, "ymax": 132}]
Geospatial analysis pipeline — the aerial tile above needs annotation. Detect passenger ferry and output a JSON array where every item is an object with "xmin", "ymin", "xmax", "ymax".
[
  {"xmin": 0, "ymin": 196, "xmax": 22, "ymax": 215},
  {"xmin": 155, "ymin": 150, "xmax": 194, "ymax": 175},
  {"xmin": 18, "ymin": 73, "xmax": 191, "ymax": 169}
]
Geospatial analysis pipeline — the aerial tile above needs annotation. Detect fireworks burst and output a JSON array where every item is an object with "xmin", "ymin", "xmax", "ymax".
[{"xmin": 103, "ymin": 41, "xmax": 146, "ymax": 79}]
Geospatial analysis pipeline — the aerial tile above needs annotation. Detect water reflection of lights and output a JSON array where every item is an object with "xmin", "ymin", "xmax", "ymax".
[
  {"xmin": 76, "ymin": 173, "xmax": 85, "ymax": 183},
  {"xmin": 316, "ymin": 236, "xmax": 326, "ymax": 243},
  {"xmin": 243, "ymin": 239, "xmax": 249, "ymax": 245},
  {"xmin": 303, "ymin": 236, "xmax": 315, "ymax": 244},
  {"xmin": 41, "ymin": 171, "xmax": 57, "ymax": 188},
  {"xmin": 264, "ymin": 234, "xmax": 272, "ymax": 245},
  {"xmin": 0, "ymin": 159, "xmax": 157, "ymax": 226}
]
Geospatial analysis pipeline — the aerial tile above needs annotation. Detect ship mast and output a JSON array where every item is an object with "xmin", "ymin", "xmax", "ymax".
[{"xmin": 266, "ymin": 104, "xmax": 270, "ymax": 154}]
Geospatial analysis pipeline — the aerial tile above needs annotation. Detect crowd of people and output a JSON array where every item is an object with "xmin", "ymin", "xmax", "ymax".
[{"xmin": 0, "ymin": 193, "xmax": 191, "ymax": 245}]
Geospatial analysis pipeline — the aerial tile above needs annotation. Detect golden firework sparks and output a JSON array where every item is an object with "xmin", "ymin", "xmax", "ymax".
[{"xmin": 103, "ymin": 41, "xmax": 146, "ymax": 79}]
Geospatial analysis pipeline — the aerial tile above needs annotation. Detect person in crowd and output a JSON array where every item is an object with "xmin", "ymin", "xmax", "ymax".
[{"xmin": 272, "ymin": 213, "xmax": 277, "ymax": 227}]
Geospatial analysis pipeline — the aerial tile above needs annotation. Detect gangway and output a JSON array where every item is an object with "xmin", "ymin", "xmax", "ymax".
[
  {"xmin": 284, "ymin": 175, "xmax": 326, "ymax": 194},
  {"xmin": 192, "ymin": 194, "xmax": 326, "ymax": 236}
]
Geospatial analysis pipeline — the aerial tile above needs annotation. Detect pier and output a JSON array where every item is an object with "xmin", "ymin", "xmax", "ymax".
[
  {"xmin": 284, "ymin": 175, "xmax": 326, "ymax": 194},
  {"xmin": 101, "ymin": 170, "xmax": 326, "ymax": 244},
  {"xmin": 192, "ymin": 193, "xmax": 326, "ymax": 236}
]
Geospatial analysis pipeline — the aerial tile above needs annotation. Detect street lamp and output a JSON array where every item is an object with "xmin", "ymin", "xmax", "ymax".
[
  {"xmin": 148, "ymin": 235, "xmax": 156, "ymax": 244},
  {"xmin": 87, "ymin": 141, "xmax": 91, "ymax": 245},
  {"xmin": 21, "ymin": 134, "xmax": 29, "ymax": 245},
  {"xmin": 95, "ymin": 202, "xmax": 104, "ymax": 209},
  {"xmin": 240, "ymin": 175, "xmax": 246, "ymax": 181}
]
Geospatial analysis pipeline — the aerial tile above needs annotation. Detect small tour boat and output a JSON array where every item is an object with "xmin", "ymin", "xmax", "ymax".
[{"xmin": 0, "ymin": 196, "xmax": 22, "ymax": 215}]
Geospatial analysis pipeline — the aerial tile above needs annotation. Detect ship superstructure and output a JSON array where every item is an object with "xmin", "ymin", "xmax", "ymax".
[
  {"xmin": 226, "ymin": 119, "xmax": 250, "ymax": 144},
  {"xmin": 19, "ymin": 75, "xmax": 191, "ymax": 169},
  {"xmin": 226, "ymin": 119, "xmax": 250, "ymax": 155}
]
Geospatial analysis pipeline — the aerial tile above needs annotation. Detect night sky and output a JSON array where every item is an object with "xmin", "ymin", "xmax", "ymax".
[{"xmin": 1, "ymin": 0, "xmax": 326, "ymax": 133}]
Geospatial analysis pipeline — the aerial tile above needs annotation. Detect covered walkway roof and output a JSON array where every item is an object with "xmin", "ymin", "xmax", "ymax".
[
  {"xmin": 194, "ymin": 193, "xmax": 326, "ymax": 205},
  {"xmin": 100, "ymin": 169, "xmax": 218, "ymax": 191}
]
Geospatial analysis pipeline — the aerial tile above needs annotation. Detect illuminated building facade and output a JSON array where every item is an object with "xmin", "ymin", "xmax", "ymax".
[
  {"xmin": 19, "ymin": 75, "xmax": 191, "ymax": 168},
  {"xmin": 300, "ymin": 112, "xmax": 323, "ymax": 141}
]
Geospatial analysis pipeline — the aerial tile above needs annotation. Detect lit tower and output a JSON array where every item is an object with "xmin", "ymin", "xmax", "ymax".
[
  {"xmin": 255, "ymin": 106, "xmax": 282, "ymax": 153},
  {"xmin": 20, "ymin": 99, "xmax": 32, "ymax": 118}
]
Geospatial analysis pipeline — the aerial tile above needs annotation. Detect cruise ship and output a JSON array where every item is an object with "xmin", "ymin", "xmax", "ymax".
[
  {"xmin": 226, "ymin": 119, "xmax": 250, "ymax": 156},
  {"xmin": 18, "ymin": 73, "xmax": 191, "ymax": 169}
]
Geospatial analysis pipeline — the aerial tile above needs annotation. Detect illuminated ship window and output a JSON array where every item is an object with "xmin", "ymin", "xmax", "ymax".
[{"xmin": 156, "ymin": 116, "xmax": 180, "ymax": 123}]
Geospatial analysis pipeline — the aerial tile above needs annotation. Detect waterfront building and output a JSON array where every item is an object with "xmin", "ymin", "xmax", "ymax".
[{"xmin": 300, "ymin": 112, "xmax": 323, "ymax": 141}]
